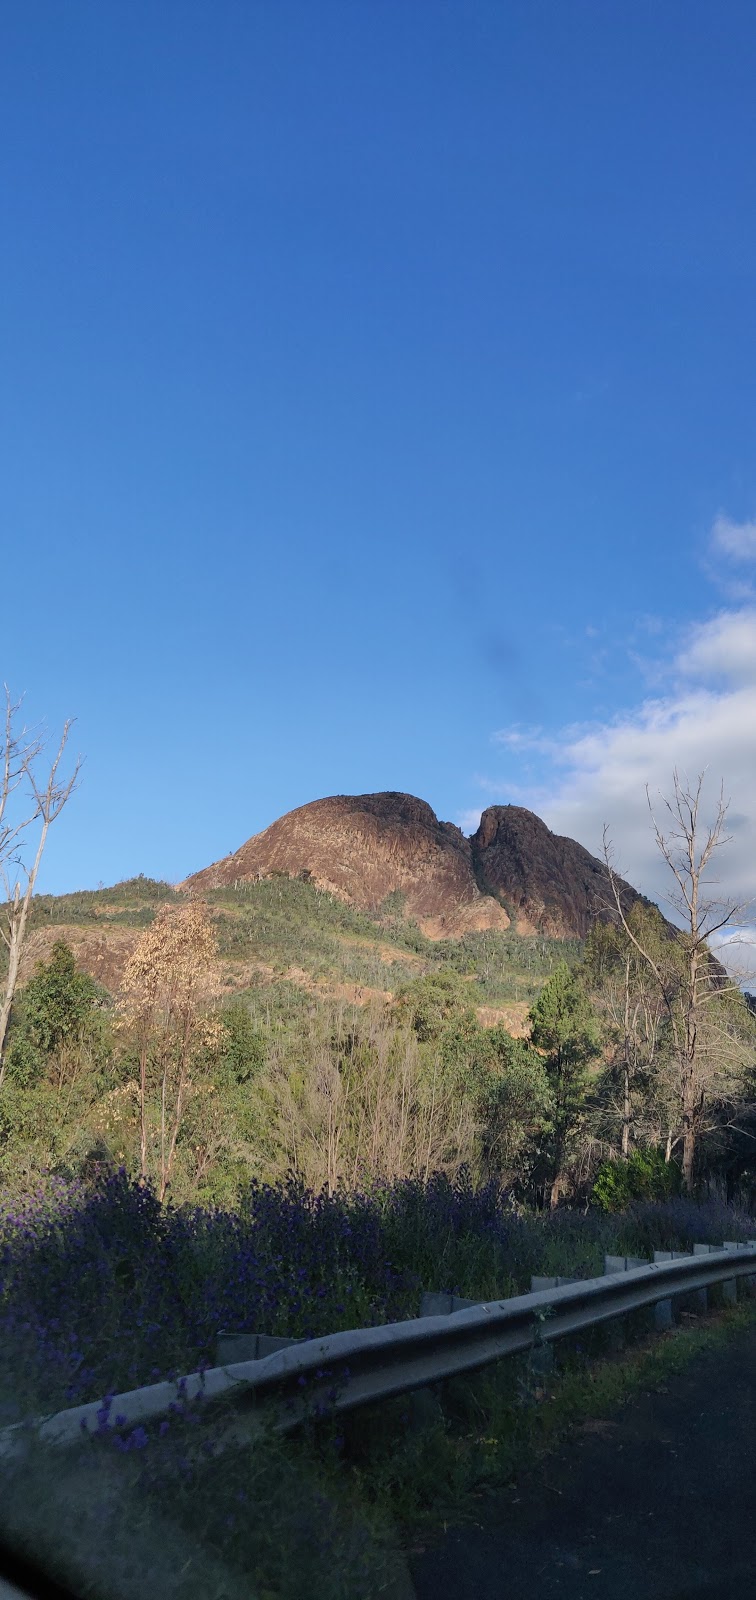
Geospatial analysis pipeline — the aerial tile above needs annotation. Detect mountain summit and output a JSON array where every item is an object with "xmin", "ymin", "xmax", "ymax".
[{"xmin": 182, "ymin": 791, "xmax": 643, "ymax": 940}]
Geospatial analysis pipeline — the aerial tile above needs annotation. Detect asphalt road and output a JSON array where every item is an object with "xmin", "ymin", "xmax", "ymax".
[{"xmin": 410, "ymin": 1321, "xmax": 756, "ymax": 1600}]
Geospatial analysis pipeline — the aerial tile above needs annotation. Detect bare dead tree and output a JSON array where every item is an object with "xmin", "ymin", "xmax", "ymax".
[
  {"xmin": 597, "ymin": 947, "xmax": 664, "ymax": 1159},
  {"xmin": 603, "ymin": 771, "xmax": 752, "ymax": 1191},
  {"xmin": 0, "ymin": 689, "xmax": 81, "ymax": 1083}
]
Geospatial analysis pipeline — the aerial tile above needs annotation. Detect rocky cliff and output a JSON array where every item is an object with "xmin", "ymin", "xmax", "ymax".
[
  {"xmin": 182, "ymin": 791, "xmax": 645, "ymax": 940},
  {"xmin": 470, "ymin": 805, "xmax": 637, "ymax": 938}
]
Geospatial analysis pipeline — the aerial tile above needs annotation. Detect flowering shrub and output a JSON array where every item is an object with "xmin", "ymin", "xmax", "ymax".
[
  {"xmin": 613, "ymin": 1194, "xmax": 753, "ymax": 1258},
  {"xmin": 0, "ymin": 1168, "xmax": 750, "ymax": 1415}
]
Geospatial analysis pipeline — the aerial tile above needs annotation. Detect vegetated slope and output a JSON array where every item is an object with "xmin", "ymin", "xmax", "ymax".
[
  {"xmin": 182, "ymin": 791, "xmax": 647, "ymax": 940},
  {"xmin": 21, "ymin": 875, "xmax": 579, "ymax": 1026},
  {"xmin": 16, "ymin": 791, "xmax": 660, "ymax": 1024}
]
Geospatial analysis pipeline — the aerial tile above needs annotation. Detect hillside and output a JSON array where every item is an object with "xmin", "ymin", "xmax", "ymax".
[
  {"xmin": 183, "ymin": 791, "xmax": 646, "ymax": 940},
  {"xmin": 16, "ymin": 792, "xmax": 671, "ymax": 1031},
  {"xmin": 22, "ymin": 874, "xmax": 582, "ymax": 1034},
  {"xmin": 6, "ymin": 816, "xmax": 749, "ymax": 1214},
  {"xmin": 182, "ymin": 792, "xmax": 509, "ymax": 938}
]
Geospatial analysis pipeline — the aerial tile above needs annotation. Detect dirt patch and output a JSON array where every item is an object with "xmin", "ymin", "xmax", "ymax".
[
  {"xmin": 217, "ymin": 959, "xmax": 392, "ymax": 1009},
  {"xmin": 476, "ymin": 1003, "xmax": 531, "ymax": 1037},
  {"xmin": 19, "ymin": 924, "xmax": 139, "ymax": 994}
]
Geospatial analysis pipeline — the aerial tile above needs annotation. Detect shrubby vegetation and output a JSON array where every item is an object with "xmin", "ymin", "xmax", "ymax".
[
  {"xmin": 0, "ymin": 1165, "xmax": 752, "ymax": 1418},
  {"xmin": 1, "ymin": 864, "xmax": 754, "ymax": 1600},
  {"xmin": 2, "ymin": 870, "xmax": 756, "ymax": 1207}
]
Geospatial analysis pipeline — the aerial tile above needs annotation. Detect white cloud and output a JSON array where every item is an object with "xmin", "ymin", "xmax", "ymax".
[
  {"xmin": 708, "ymin": 926, "xmax": 756, "ymax": 986},
  {"xmin": 485, "ymin": 608, "xmax": 756, "ymax": 946},
  {"xmin": 492, "ymin": 725, "xmax": 554, "ymax": 753},
  {"xmin": 677, "ymin": 608, "xmax": 756, "ymax": 685},
  {"xmin": 711, "ymin": 514, "xmax": 756, "ymax": 564}
]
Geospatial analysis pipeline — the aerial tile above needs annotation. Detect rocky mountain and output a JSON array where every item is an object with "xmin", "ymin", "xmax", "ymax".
[
  {"xmin": 470, "ymin": 805, "xmax": 630, "ymax": 938},
  {"xmin": 182, "ymin": 791, "xmax": 645, "ymax": 940}
]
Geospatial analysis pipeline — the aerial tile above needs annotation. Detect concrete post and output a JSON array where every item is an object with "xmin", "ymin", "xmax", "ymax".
[
  {"xmin": 412, "ymin": 1294, "xmax": 483, "ymax": 1428},
  {"xmin": 655, "ymin": 1249, "xmax": 707, "ymax": 1316},
  {"xmin": 653, "ymin": 1250, "xmax": 692, "ymax": 1323},
  {"xmin": 603, "ymin": 1255, "xmax": 654, "ymax": 1336},
  {"xmin": 723, "ymin": 1241, "xmax": 756, "ymax": 1295},
  {"xmin": 527, "ymin": 1277, "xmax": 580, "ymax": 1375},
  {"xmin": 216, "ymin": 1331, "xmax": 303, "ymax": 1365},
  {"xmin": 530, "ymin": 1275, "xmax": 578, "ymax": 1291},
  {"xmin": 419, "ymin": 1291, "xmax": 454, "ymax": 1317},
  {"xmin": 604, "ymin": 1255, "xmax": 646, "ymax": 1273},
  {"xmin": 694, "ymin": 1242, "xmax": 736, "ymax": 1307},
  {"xmin": 419, "ymin": 1291, "xmax": 483, "ymax": 1317}
]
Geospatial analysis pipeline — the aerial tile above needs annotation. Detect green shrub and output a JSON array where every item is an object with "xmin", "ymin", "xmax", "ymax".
[
  {"xmin": 592, "ymin": 1148, "xmax": 682, "ymax": 1212},
  {"xmin": 218, "ymin": 1000, "xmax": 266, "ymax": 1084}
]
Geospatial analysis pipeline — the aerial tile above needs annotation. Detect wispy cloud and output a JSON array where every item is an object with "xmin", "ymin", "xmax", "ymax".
[
  {"xmin": 710, "ymin": 513, "xmax": 756, "ymax": 564},
  {"xmin": 492, "ymin": 725, "xmax": 555, "ymax": 754},
  {"xmin": 708, "ymin": 925, "xmax": 756, "ymax": 988},
  {"xmin": 457, "ymin": 807, "xmax": 483, "ymax": 835},
  {"xmin": 704, "ymin": 513, "xmax": 756, "ymax": 602}
]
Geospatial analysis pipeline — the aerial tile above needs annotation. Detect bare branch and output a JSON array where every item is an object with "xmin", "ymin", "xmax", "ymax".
[
  {"xmin": 0, "ymin": 696, "xmax": 80, "ymax": 1082},
  {"xmin": 605, "ymin": 772, "xmax": 754, "ymax": 1191}
]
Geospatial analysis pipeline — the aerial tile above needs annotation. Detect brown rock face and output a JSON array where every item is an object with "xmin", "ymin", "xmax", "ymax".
[
  {"xmin": 182, "ymin": 792, "xmax": 511, "ymax": 938},
  {"xmin": 182, "ymin": 791, "xmax": 651, "ymax": 941},
  {"xmin": 470, "ymin": 805, "xmax": 640, "ymax": 938}
]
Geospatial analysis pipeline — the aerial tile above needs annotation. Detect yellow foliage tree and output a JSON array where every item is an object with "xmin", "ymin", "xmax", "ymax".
[{"xmin": 117, "ymin": 901, "xmax": 222, "ymax": 1199}]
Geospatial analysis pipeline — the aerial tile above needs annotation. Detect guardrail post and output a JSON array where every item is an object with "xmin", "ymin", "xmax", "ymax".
[
  {"xmin": 419, "ymin": 1291, "xmax": 454, "ymax": 1317},
  {"xmin": 530, "ymin": 1275, "xmax": 578, "ymax": 1291},
  {"xmin": 653, "ymin": 1249, "xmax": 702, "ymax": 1321},
  {"xmin": 215, "ymin": 1330, "xmax": 303, "ymax": 1365},
  {"xmin": 603, "ymin": 1255, "xmax": 648, "ymax": 1340},
  {"xmin": 693, "ymin": 1243, "xmax": 737, "ymax": 1307},
  {"xmin": 723, "ymin": 1242, "xmax": 756, "ymax": 1295},
  {"xmin": 413, "ymin": 1293, "xmax": 477, "ymax": 1426},
  {"xmin": 604, "ymin": 1256, "xmax": 646, "ymax": 1273},
  {"xmin": 530, "ymin": 1341, "xmax": 554, "ymax": 1377},
  {"xmin": 419, "ymin": 1291, "xmax": 483, "ymax": 1317},
  {"xmin": 528, "ymin": 1278, "xmax": 578, "ymax": 1374}
]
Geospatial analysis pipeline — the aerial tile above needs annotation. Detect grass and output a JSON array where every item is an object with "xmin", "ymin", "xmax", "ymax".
[
  {"xmin": 333, "ymin": 1295, "xmax": 756, "ymax": 1545},
  {"xmin": 0, "ymin": 1418, "xmax": 408, "ymax": 1600},
  {"xmin": 4, "ymin": 1289, "xmax": 753, "ymax": 1600}
]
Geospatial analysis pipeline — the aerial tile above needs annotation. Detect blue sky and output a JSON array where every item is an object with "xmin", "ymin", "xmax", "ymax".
[{"xmin": 3, "ymin": 1, "xmax": 756, "ymax": 925}]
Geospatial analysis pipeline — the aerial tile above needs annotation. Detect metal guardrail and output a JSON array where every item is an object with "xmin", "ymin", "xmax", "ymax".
[{"xmin": 4, "ymin": 1240, "xmax": 756, "ymax": 1456}]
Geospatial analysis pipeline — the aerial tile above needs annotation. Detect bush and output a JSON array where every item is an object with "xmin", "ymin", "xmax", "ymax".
[
  {"xmin": 592, "ymin": 1149, "xmax": 682, "ymax": 1212},
  {"xmin": 0, "ymin": 1167, "xmax": 748, "ymax": 1421}
]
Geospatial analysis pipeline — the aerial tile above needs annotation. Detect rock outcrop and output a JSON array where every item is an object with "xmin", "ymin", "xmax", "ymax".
[
  {"xmin": 182, "ymin": 791, "xmax": 647, "ymax": 941},
  {"xmin": 182, "ymin": 792, "xmax": 509, "ymax": 936},
  {"xmin": 470, "ymin": 805, "xmax": 639, "ymax": 939}
]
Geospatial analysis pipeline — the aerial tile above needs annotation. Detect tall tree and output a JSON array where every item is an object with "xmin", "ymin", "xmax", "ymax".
[
  {"xmin": 0, "ymin": 688, "xmax": 80, "ymax": 1082},
  {"xmin": 529, "ymin": 961, "xmax": 600, "ymax": 1207},
  {"xmin": 117, "ymin": 901, "xmax": 222, "ymax": 1199},
  {"xmin": 604, "ymin": 771, "xmax": 751, "ymax": 1191},
  {"xmin": 582, "ymin": 906, "xmax": 667, "ymax": 1160}
]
